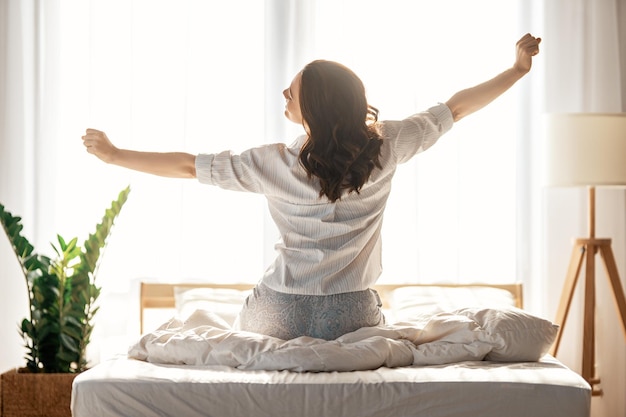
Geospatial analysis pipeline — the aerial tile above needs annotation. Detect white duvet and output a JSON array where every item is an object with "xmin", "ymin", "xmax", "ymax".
[{"xmin": 128, "ymin": 307, "xmax": 558, "ymax": 372}]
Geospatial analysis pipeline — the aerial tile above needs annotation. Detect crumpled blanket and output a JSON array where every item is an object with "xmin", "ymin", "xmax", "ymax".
[{"xmin": 128, "ymin": 307, "xmax": 558, "ymax": 372}]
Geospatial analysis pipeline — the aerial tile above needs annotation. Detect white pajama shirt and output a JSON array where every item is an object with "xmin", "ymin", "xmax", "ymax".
[{"xmin": 195, "ymin": 103, "xmax": 454, "ymax": 296}]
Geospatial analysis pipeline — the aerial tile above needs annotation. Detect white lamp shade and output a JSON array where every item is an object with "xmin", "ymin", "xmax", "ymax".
[{"xmin": 545, "ymin": 113, "xmax": 626, "ymax": 187}]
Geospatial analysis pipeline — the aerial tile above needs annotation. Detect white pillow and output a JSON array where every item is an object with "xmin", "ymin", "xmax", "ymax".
[
  {"xmin": 174, "ymin": 287, "xmax": 251, "ymax": 326},
  {"xmin": 454, "ymin": 306, "xmax": 559, "ymax": 362},
  {"xmin": 389, "ymin": 286, "xmax": 517, "ymax": 322}
]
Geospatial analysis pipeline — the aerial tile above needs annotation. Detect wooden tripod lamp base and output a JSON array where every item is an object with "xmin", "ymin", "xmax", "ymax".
[{"xmin": 549, "ymin": 187, "xmax": 626, "ymax": 396}]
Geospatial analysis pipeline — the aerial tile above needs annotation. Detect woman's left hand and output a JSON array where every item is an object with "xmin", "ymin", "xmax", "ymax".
[{"xmin": 514, "ymin": 33, "xmax": 542, "ymax": 74}]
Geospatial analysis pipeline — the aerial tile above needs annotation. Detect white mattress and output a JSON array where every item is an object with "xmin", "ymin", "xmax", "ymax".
[{"xmin": 72, "ymin": 355, "xmax": 590, "ymax": 417}]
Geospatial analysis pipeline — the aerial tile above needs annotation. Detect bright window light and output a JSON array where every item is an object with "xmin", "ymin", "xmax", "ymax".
[{"xmin": 50, "ymin": 1, "xmax": 519, "ymax": 360}]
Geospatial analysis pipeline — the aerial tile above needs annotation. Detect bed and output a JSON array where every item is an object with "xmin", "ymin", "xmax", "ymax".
[{"xmin": 71, "ymin": 281, "xmax": 591, "ymax": 417}]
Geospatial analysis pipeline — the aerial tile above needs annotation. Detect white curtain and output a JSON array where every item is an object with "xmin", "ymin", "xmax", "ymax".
[
  {"xmin": 2, "ymin": 0, "xmax": 531, "ymax": 370},
  {"xmin": 0, "ymin": 0, "xmax": 40, "ymax": 374},
  {"xmin": 1, "ymin": 0, "xmax": 270, "ymax": 367},
  {"xmin": 540, "ymin": 1, "xmax": 625, "ymax": 415}
]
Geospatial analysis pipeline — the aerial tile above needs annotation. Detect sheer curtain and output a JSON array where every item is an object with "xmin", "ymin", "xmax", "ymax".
[
  {"xmin": 540, "ymin": 1, "xmax": 626, "ymax": 415},
  {"xmin": 1, "ymin": 0, "xmax": 269, "ymax": 367},
  {"xmin": 0, "ymin": 0, "xmax": 40, "ymax": 374},
  {"xmin": 1, "ymin": 0, "xmax": 529, "ymax": 370}
]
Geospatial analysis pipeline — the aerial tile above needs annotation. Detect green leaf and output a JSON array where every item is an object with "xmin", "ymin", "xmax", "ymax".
[
  {"xmin": 21, "ymin": 319, "xmax": 34, "ymax": 335},
  {"xmin": 56, "ymin": 350, "xmax": 77, "ymax": 365},
  {"xmin": 62, "ymin": 326, "xmax": 83, "ymax": 342},
  {"xmin": 60, "ymin": 333, "xmax": 80, "ymax": 353}
]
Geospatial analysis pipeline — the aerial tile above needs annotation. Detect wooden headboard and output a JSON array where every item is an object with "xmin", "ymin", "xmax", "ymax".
[{"xmin": 139, "ymin": 282, "xmax": 523, "ymax": 333}]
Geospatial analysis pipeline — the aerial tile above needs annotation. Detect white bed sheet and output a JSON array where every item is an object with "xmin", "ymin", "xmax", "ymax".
[{"xmin": 72, "ymin": 355, "xmax": 590, "ymax": 417}]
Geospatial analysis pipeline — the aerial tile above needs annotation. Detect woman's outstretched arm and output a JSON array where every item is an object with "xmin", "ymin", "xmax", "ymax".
[
  {"xmin": 445, "ymin": 33, "xmax": 541, "ymax": 122},
  {"xmin": 81, "ymin": 129, "xmax": 196, "ymax": 178}
]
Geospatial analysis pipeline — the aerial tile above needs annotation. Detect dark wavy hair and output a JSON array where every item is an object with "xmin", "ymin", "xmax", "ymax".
[{"xmin": 298, "ymin": 60, "xmax": 383, "ymax": 203}]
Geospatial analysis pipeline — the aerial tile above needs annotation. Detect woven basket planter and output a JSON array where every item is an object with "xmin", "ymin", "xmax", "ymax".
[{"xmin": 0, "ymin": 368, "xmax": 78, "ymax": 417}]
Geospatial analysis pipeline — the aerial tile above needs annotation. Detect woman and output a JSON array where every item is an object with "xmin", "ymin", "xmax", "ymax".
[{"xmin": 82, "ymin": 34, "xmax": 541, "ymax": 340}]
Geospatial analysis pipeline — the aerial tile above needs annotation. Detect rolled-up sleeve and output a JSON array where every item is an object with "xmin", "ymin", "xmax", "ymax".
[
  {"xmin": 195, "ymin": 148, "xmax": 267, "ymax": 193},
  {"xmin": 382, "ymin": 103, "xmax": 454, "ymax": 164},
  {"xmin": 195, "ymin": 153, "xmax": 215, "ymax": 184}
]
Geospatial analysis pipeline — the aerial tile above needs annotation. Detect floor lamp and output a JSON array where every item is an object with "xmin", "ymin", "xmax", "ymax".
[{"xmin": 545, "ymin": 113, "xmax": 626, "ymax": 396}]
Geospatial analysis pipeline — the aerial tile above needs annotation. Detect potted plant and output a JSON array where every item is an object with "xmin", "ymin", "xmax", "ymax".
[{"xmin": 0, "ymin": 186, "xmax": 130, "ymax": 417}]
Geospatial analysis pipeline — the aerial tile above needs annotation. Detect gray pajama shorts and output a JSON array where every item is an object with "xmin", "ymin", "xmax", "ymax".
[{"xmin": 234, "ymin": 282, "xmax": 385, "ymax": 340}]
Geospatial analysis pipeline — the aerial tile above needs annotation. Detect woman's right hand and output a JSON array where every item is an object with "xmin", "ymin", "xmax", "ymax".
[
  {"xmin": 82, "ymin": 128, "xmax": 119, "ymax": 163},
  {"xmin": 81, "ymin": 129, "xmax": 196, "ymax": 178}
]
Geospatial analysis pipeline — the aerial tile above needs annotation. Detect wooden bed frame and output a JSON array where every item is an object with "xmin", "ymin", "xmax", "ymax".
[{"xmin": 139, "ymin": 281, "xmax": 524, "ymax": 333}]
